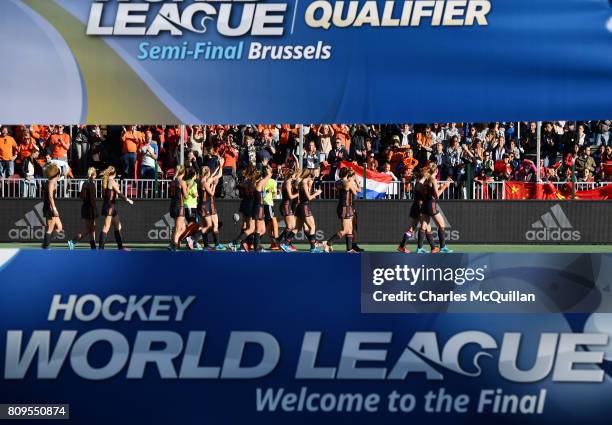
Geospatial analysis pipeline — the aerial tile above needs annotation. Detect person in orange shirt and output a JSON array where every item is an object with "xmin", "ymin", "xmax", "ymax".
[
  {"xmin": 121, "ymin": 125, "xmax": 144, "ymax": 178},
  {"xmin": 46, "ymin": 125, "xmax": 71, "ymax": 177},
  {"xmin": 18, "ymin": 131, "xmax": 39, "ymax": 160},
  {"xmin": 0, "ymin": 126, "xmax": 18, "ymax": 177}
]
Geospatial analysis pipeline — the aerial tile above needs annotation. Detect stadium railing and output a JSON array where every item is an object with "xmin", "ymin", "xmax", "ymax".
[
  {"xmin": 1, "ymin": 178, "xmax": 608, "ymax": 200},
  {"xmin": 472, "ymin": 181, "xmax": 612, "ymax": 200}
]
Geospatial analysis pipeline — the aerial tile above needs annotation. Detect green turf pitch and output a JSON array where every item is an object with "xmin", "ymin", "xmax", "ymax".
[{"xmin": 0, "ymin": 243, "xmax": 610, "ymax": 253}]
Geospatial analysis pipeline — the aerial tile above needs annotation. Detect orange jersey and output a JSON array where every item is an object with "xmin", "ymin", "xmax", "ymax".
[
  {"xmin": 0, "ymin": 136, "xmax": 18, "ymax": 161},
  {"xmin": 48, "ymin": 134, "xmax": 71, "ymax": 158},
  {"xmin": 122, "ymin": 130, "xmax": 144, "ymax": 153},
  {"xmin": 18, "ymin": 141, "xmax": 38, "ymax": 159}
]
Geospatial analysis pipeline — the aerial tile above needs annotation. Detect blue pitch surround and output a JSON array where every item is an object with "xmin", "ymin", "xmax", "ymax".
[{"xmin": 0, "ymin": 251, "xmax": 611, "ymax": 424}]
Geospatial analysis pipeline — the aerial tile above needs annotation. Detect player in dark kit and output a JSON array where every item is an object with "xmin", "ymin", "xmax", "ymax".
[
  {"xmin": 68, "ymin": 167, "xmax": 99, "ymax": 250},
  {"xmin": 417, "ymin": 162, "xmax": 453, "ymax": 254},
  {"xmin": 295, "ymin": 169, "xmax": 323, "ymax": 253},
  {"xmin": 98, "ymin": 166, "xmax": 134, "ymax": 250},
  {"xmin": 41, "ymin": 163, "xmax": 63, "ymax": 249},
  {"xmin": 229, "ymin": 165, "xmax": 257, "ymax": 252},
  {"xmin": 168, "ymin": 165, "xmax": 188, "ymax": 251},
  {"xmin": 279, "ymin": 167, "xmax": 299, "ymax": 252},
  {"xmin": 325, "ymin": 167, "xmax": 359, "ymax": 253},
  {"xmin": 397, "ymin": 167, "xmax": 427, "ymax": 253}
]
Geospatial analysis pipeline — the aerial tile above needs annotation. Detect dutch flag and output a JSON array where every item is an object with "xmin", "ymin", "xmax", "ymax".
[{"xmin": 339, "ymin": 161, "xmax": 393, "ymax": 199}]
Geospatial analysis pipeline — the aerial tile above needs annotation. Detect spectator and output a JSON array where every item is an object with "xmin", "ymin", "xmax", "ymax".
[
  {"xmin": 576, "ymin": 124, "xmax": 589, "ymax": 147},
  {"xmin": 575, "ymin": 146, "xmax": 596, "ymax": 175},
  {"xmin": 399, "ymin": 124, "xmax": 414, "ymax": 147},
  {"xmin": 139, "ymin": 131, "xmax": 159, "ymax": 179},
  {"xmin": 493, "ymin": 136, "xmax": 506, "ymax": 162},
  {"xmin": 121, "ymin": 125, "xmax": 143, "ymax": 178},
  {"xmin": 47, "ymin": 125, "xmax": 71, "ymax": 176},
  {"xmin": 189, "ymin": 125, "xmax": 205, "ymax": 158},
  {"xmin": 318, "ymin": 125, "xmax": 334, "ymax": 158},
  {"xmin": 0, "ymin": 126, "xmax": 18, "ymax": 177},
  {"xmin": 591, "ymin": 120, "xmax": 610, "ymax": 146},
  {"xmin": 74, "ymin": 125, "xmax": 90, "ymax": 175},
  {"xmin": 328, "ymin": 138, "xmax": 349, "ymax": 169},
  {"xmin": 219, "ymin": 137, "xmax": 238, "ymax": 174},
  {"xmin": 303, "ymin": 141, "xmax": 320, "ymax": 171}
]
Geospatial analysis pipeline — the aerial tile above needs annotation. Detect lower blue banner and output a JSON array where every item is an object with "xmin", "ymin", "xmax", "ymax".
[{"xmin": 0, "ymin": 251, "xmax": 611, "ymax": 424}]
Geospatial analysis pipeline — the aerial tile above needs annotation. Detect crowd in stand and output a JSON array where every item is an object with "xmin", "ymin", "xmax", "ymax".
[{"xmin": 1, "ymin": 121, "xmax": 611, "ymax": 199}]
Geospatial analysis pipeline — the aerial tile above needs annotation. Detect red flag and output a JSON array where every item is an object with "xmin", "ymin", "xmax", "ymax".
[
  {"xmin": 574, "ymin": 184, "xmax": 612, "ymax": 200},
  {"xmin": 504, "ymin": 182, "xmax": 538, "ymax": 199}
]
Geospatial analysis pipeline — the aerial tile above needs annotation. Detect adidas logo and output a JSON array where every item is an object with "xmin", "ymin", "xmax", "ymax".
[
  {"xmin": 418, "ymin": 205, "xmax": 460, "ymax": 241},
  {"xmin": 525, "ymin": 204, "xmax": 581, "ymax": 242},
  {"xmin": 277, "ymin": 219, "xmax": 325, "ymax": 241},
  {"xmin": 8, "ymin": 202, "xmax": 65, "ymax": 241},
  {"xmin": 148, "ymin": 213, "xmax": 175, "ymax": 240}
]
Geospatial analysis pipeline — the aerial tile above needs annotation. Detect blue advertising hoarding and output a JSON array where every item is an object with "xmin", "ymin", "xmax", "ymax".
[
  {"xmin": 0, "ymin": 0, "xmax": 611, "ymax": 123},
  {"xmin": 0, "ymin": 251, "xmax": 611, "ymax": 424}
]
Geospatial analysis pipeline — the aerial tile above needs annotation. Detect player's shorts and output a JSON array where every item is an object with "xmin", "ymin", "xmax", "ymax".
[
  {"xmin": 422, "ymin": 200, "xmax": 439, "ymax": 217},
  {"xmin": 280, "ymin": 200, "xmax": 294, "ymax": 217},
  {"xmin": 43, "ymin": 206, "xmax": 58, "ymax": 219},
  {"xmin": 409, "ymin": 201, "xmax": 422, "ymax": 220},
  {"xmin": 185, "ymin": 207, "xmax": 198, "ymax": 223},
  {"xmin": 295, "ymin": 203, "xmax": 312, "ymax": 219},
  {"xmin": 252, "ymin": 204, "xmax": 265, "ymax": 221},
  {"xmin": 337, "ymin": 204, "xmax": 354, "ymax": 220},
  {"xmin": 101, "ymin": 203, "xmax": 118, "ymax": 217},
  {"xmin": 239, "ymin": 199, "xmax": 252, "ymax": 217},
  {"xmin": 205, "ymin": 199, "xmax": 217, "ymax": 217},
  {"xmin": 81, "ymin": 204, "xmax": 99, "ymax": 220},
  {"xmin": 169, "ymin": 203, "xmax": 185, "ymax": 219},
  {"xmin": 264, "ymin": 205, "xmax": 275, "ymax": 221}
]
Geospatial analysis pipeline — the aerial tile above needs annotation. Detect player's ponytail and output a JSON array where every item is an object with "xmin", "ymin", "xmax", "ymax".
[{"xmin": 100, "ymin": 166, "xmax": 116, "ymax": 190}]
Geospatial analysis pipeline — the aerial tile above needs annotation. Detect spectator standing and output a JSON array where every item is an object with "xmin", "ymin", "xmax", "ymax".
[
  {"xmin": 399, "ymin": 124, "xmax": 414, "ymax": 147},
  {"xmin": 121, "ymin": 125, "xmax": 144, "ymax": 178},
  {"xmin": 139, "ymin": 131, "xmax": 158, "ymax": 179},
  {"xmin": 74, "ymin": 125, "xmax": 90, "ymax": 175},
  {"xmin": 541, "ymin": 122, "xmax": 558, "ymax": 167},
  {"xmin": 575, "ymin": 146, "xmax": 596, "ymax": 176},
  {"xmin": 318, "ymin": 125, "xmax": 334, "ymax": 159},
  {"xmin": 303, "ymin": 140, "xmax": 320, "ymax": 171},
  {"xmin": 47, "ymin": 125, "xmax": 71, "ymax": 176},
  {"xmin": 328, "ymin": 138, "xmax": 349, "ymax": 170},
  {"xmin": 0, "ymin": 126, "xmax": 18, "ymax": 177}
]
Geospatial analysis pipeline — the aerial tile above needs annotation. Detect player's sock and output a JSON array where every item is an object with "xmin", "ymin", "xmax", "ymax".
[
  {"xmin": 286, "ymin": 230, "xmax": 295, "ymax": 244},
  {"xmin": 438, "ymin": 228, "xmax": 447, "ymax": 248},
  {"xmin": 202, "ymin": 232, "xmax": 209, "ymax": 247},
  {"xmin": 89, "ymin": 240, "xmax": 96, "ymax": 250},
  {"xmin": 278, "ymin": 229, "xmax": 288, "ymax": 243},
  {"xmin": 192, "ymin": 231, "xmax": 202, "ymax": 244},
  {"xmin": 99, "ymin": 231, "xmax": 107, "ymax": 250},
  {"xmin": 327, "ymin": 232, "xmax": 340, "ymax": 247},
  {"xmin": 254, "ymin": 233, "xmax": 261, "ymax": 251},
  {"xmin": 233, "ymin": 231, "xmax": 246, "ymax": 245},
  {"xmin": 307, "ymin": 233, "xmax": 316, "ymax": 249},
  {"xmin": 400, "ymin": 232, "xmax": 411, "ymax": 248},
  {"xmin": 212, "ymin": 231, "xmax": 219, "ymax": 246},
  {"xmin": 42, "ymin": 232, "xmax": 51, "ymax": 249},
  {"xmin": 346, "ymin": 234, "xmax": 353, "ymax": 251},
  {"xmin": 417, "ymin": 230, "xmax": 425, "ymax": 249},
  {"xmin": 114, "ymin": 230, "xmax": 124, "ymax": 250},
  {"xmin": 426, "ymin": 233, "xmax": 436, "ymax": 249}
]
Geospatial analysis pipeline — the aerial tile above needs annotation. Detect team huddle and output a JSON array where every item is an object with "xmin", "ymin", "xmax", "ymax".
[{"xmin": 39, "ymin": 161, "xmax": 454, "ymax": 254}]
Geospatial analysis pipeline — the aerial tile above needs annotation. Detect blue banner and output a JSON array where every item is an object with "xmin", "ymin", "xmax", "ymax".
[
  {"xmin": 1, "ymin": 250, "xmax": 611, "ymax": 424},
  {"xmin": 0, "ymin": 0, "xmax": 611, "ymax": 123}
]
